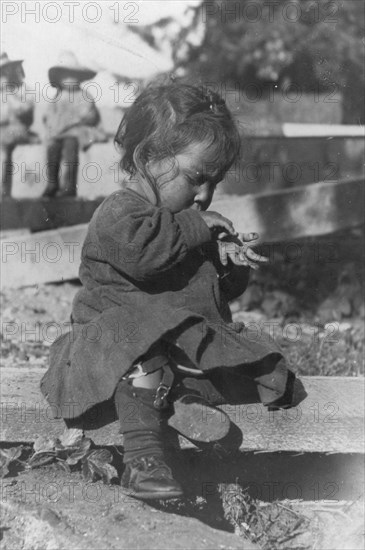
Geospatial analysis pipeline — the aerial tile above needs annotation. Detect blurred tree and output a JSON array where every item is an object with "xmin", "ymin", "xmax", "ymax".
[
  {"xmin": 126, "ymin": 2, "xmax": 205, "ymax": 78},
  {"xmin": 128, "ymin": 0, "xmax": 364, "ymax": 122},
  {"xmin": 173, "ymin": 0, "xmax": 364, "ymax": 123}
]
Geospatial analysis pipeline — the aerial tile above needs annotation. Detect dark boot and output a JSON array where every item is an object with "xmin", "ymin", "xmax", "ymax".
[
  {"xmin": 121, "ymin": 455, "xmax": 183, "ymax": 501},
  {"xmin": 168, "ymin": 393, "xmax": 230, "ymax": 442},
  {"xmin": 115, "ymin": 381, "xmax": 183, "ymax": 500},
  {"xmin": 169, "ymin": 377, "xmax": 241, "ymax": 455}
]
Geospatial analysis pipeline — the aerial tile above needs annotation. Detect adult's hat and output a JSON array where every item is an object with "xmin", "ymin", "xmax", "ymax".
[
  {"xmin": 48, "ymin": 51, "xmax": 96, "ymax": 86},
  {"xmin": 0, "ymin": 52, "xmax": 24, "ymax": 70}
]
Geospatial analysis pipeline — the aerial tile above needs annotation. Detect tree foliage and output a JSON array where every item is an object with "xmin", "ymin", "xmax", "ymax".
[
  {"xmin": 130, "ymin": 0, "xmax": 364, "ymax": 122},
  {"xmin": 177, "ymin": 0, "xmax": 364, "ymax": 88}
]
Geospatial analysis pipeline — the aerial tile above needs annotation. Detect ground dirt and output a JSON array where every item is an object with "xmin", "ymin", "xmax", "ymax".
[
  {"xmin": 1, "ymin": 451, "xmax": 364, "ymax": 550},
  {"xmin": 1, "ymin": 230, "xmax": 364, "ymax": 549},
  {"xmin": 1, "ymin": 466, "xmax": 257, "ymax": 550},
  {"xmin": 1, "ymin": 461, "xmax": 363, "ymax": 550}
]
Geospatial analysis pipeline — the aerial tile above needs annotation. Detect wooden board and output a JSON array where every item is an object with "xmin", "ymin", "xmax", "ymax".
[
  {"xmin": 213, "ymin": 177, "xmax": 364, "ymax": 242},
  {"xmin": 1, "ymin": 178, "xmax": 364, "ymax": 289},
  {"xmin": 1, "ymin": 178, "xmax": 363, "ymax": 236},
  {"xmin": 1, "ymin": 225, "xmax": 86, "ymax": 288},
  {"xmin": 1, "ymin": 366, "xmax": 363, "ymax": 454},
  {"xmin": 282, "ymin": 123, "xmax": 365, "ymax": 138},
  {"xmin": 0, "ymin": 197, "xmax": 103, "ymax": 232}
]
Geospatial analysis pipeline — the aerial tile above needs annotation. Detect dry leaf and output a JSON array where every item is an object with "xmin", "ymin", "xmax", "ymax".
[
  {"xmin": 60, "ymin": 428, "xmax": 84, "ymax": 448},
  {"xmin": 28, "ymin": 451, "xmax": 57, "ymax": 469},
  {"xmin": 66, "ymin": 438, "xmax": 92, "ymax": 466},
  {"xmin": 0, "ymin": 447, "xmax": 24, "ymax": 478},
  {"xmin": 33, "ymin": 436, "xmax": 59, "ymax": 453},
  {"xmin": 82, "ymin": 449, "xmax": 118, "ymax": 484}
]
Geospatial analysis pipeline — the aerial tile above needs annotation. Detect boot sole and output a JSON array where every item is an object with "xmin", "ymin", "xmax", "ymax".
[{"xmin": 168, "ymin": 397, "xmax": 230, "ymax": 442}]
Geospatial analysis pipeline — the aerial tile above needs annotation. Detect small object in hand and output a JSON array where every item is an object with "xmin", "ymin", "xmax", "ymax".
[{"xmin": 217, "ymin": 232, "xmax": 268, "ymax": 269}]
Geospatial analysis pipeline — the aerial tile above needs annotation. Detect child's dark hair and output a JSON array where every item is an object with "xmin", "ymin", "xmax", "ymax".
[{"xmin": 115, "ymin": 84, "xmax": 241, "ymax": 197}]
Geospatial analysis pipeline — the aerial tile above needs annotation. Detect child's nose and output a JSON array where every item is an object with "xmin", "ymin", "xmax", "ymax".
[{"xmin": 194, "ymin": 183, "xmax": 214, "ymax": 209}]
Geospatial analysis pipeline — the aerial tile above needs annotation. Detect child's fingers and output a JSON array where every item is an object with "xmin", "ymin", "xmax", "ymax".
[
  {"xmin": 232, "ymin": 256, "xmax": 257, "ymax": 269},
  {"xmin": 245, "ymin": 247, "xmax": 269, "ymax": 263},
  {"xmin": 227, "ymin": 247, "xmax": 266, "ymax": 269},
  {"xmin": 226, "ymin": 248, "xmax": 249, "ymax": 267},
  {"xmin": 221, "ymin": 247, "xmax": 228, "ymax": 266},
  {"xmin": 220, "ymin": 241, "xmax": 268, "ymax": 269},
  {"xmin": 238, "ymin": 232, "xmax": 259, "ymax": 242},
  {"xmin": 217, "ymin": 231, "xmax": 229, "ymax": 240},
  {"xmin": 201, "ymin": 211, "xmax": 237, "ymax": 237},
  {"xmin": 218, "ymin": 217, "xmax": 237, "ymax": 236},
  {"xmin": 218, "ymin": 241, "xmax": 228, "ymax": 266},
  {"xmin": 209, "ymin": 213, "xmax": 237, "ymax": 236}
]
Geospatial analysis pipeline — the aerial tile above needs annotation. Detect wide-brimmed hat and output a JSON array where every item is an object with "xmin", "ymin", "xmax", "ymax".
[
  {"xmin": 49, "ymin": 51, "xmax": 96, "ymax": 86},
  {"xmin": 0, "ymin": 52, "xmax": 24, "ymax": 71}
]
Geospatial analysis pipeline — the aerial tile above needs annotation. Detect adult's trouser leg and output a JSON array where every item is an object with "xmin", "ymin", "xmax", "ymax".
[
  {"xmin": 43, "ymin": 139, "xmax": 62, "ymax": 197},
  {"xmin": 1, "ymin": 145, "xmax": 15, "ymax": 198},
  {"xmin": 59, "ymin": 136, "xmax": 79, "ymax": 196}
]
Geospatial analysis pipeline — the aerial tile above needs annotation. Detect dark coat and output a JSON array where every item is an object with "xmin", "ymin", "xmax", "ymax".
[{"xmin": 41, "ymin": 189, "xmax": 288, "ymax": 419}]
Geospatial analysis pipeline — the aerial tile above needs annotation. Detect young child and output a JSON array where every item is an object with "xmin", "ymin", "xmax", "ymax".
[
  {"xmin": 0, "ymin": 52, "xmax": 39, "ymax": 198},
  {"xmin": 41, "ymin": 84, "xmax": 304, "ymax": 500},
  {"xmin": 42, "ymin": 51, "xmax": 106, "ymax": 198}
]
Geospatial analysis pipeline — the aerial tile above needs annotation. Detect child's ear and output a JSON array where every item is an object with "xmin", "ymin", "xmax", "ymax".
[
  {"xmin": 132, "ymin": 150, "xmax": 159, "ymax": 206},
  {"xmin": 145, "ymin": 158, "xmax": 160, "ymax": 172},
  {"xmin": 133, "ymin": 147, "xmax": 146, "ymax": 175},
  {"xmin": 132, "ymin": 148, "xmax": 140, "ymax": 169},
  {"xmin": 145, "ymin": 158, "xmax": 161, "ymax": 180}
]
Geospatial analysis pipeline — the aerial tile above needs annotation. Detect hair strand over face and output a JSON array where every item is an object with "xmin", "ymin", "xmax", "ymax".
[{"xmin": 115, "ymin": 83, "xmax": 241, "ymax": 196}]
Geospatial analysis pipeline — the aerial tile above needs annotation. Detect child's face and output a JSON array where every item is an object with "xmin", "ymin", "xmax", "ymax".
[
  {"xmin": 0, "ymin": 65, "xmax": 24, "ymax": 87},
  {"xmin": 147, "ymin": 142, "xmax": 222, "ymax": 213},
  {"xmin": 58, "ymin": 74, "xmax": 81, "ymax": 88}
]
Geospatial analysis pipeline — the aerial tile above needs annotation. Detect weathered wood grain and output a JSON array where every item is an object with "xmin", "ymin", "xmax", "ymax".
[
  {"xmin": 281, "ymin": 123, "xmax": 365, "ymax": 138},
  {"xmin": 213, "ymin": 178, "xmax": 364, "ymax": 241},
  {"xmin": 1, "ymin": 178, "xmax": 364, "ymax": 289},
  {"xmin": 1, "ymin": 225, "xmax": 86, "ymax": 288},
  {"xmin": 1, "ymin": 366, "xmax": 363, "ymax": 453},
  {"xmin": 1, "ymin": 197, "xmax": 103, "ymax": 232}
]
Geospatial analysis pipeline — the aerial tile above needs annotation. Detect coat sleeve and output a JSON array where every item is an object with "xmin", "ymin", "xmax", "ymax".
[
  {"xmin": 219, "ymin": 264, "xmax": 251, "ymax": 301},
  {"xmin": 91, "ymin": 195, "xmax": 212, "ymax": 281},
  {"xmin": 200, "ymin": 240, "xmax": 251, "ymax": 302}
]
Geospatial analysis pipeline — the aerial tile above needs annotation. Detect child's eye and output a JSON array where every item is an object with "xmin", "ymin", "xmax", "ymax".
[
  {"xmin": 196, "ymin": 175, "xmax": 209, "ymax": 185},
  {"xmin": 186, "ymin": 173, "xmax": 219, "ymax": 187},
  {"xmin": 186, "ymin": 175, "xmax": 202, "ymax": 186}
]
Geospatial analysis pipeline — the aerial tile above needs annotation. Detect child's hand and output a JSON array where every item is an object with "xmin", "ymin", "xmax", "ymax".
[
  {"xmin": 217, "ymin": 232, "xmax": 268, "ymax": 270},
  {"xmin": 200, "ymin": 211, "xmax": 237, "ymax": 238}
]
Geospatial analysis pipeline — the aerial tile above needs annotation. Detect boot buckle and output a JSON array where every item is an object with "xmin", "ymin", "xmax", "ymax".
[{"xmin": 154, "ymin": 384, "xmax": 171, "ymax": 410}]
